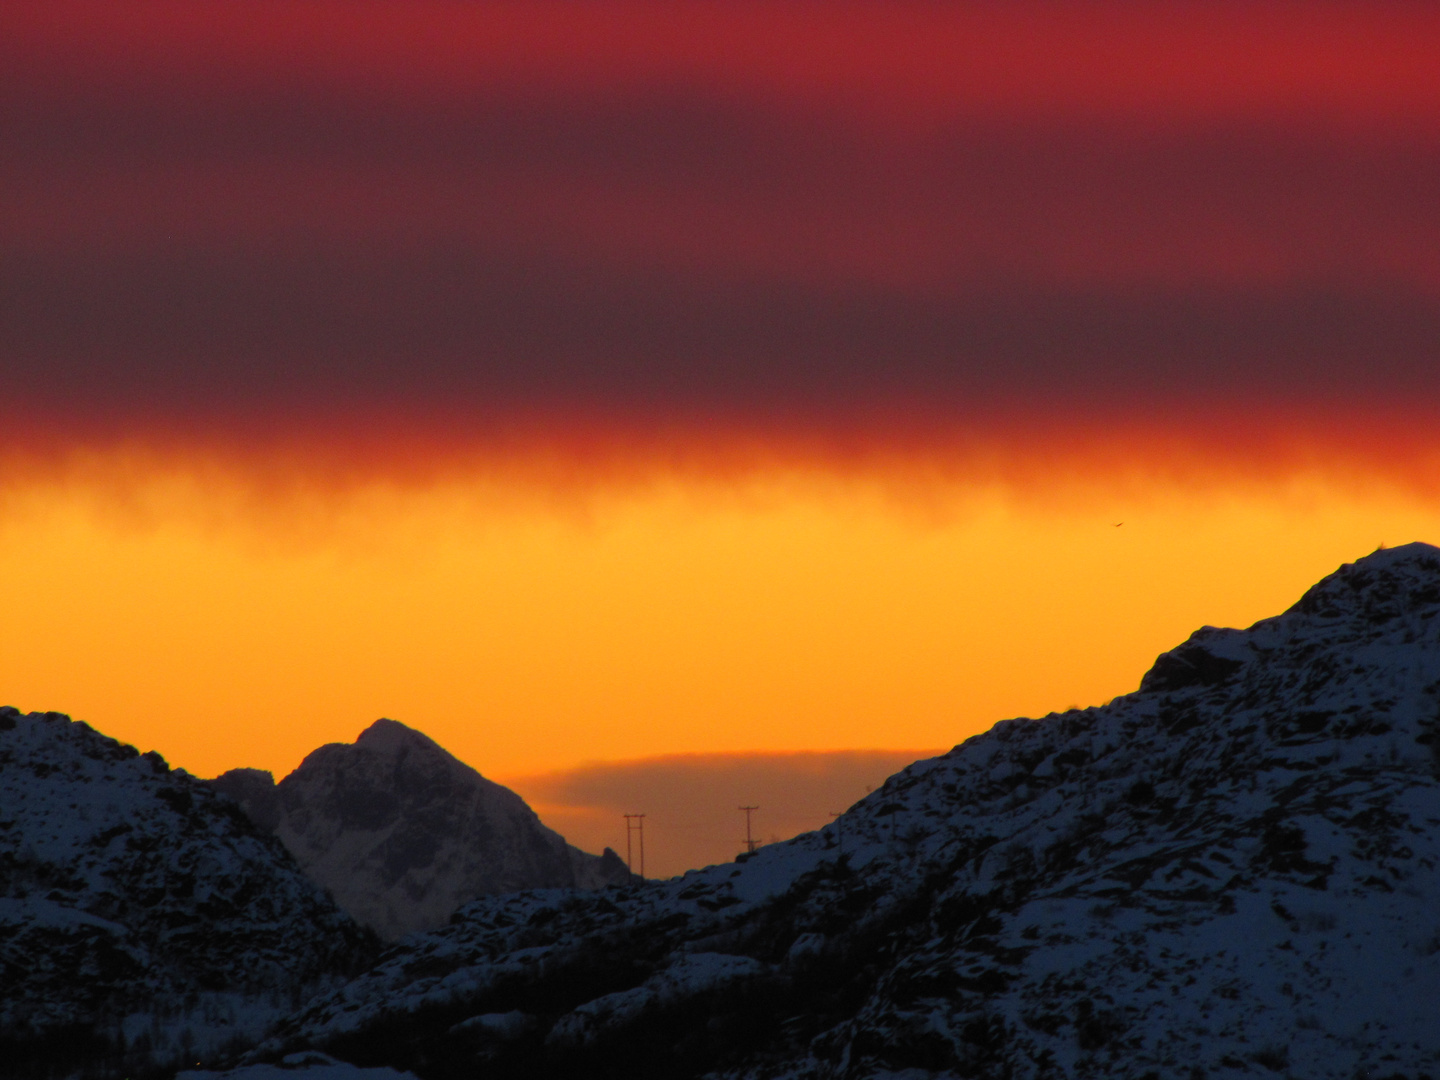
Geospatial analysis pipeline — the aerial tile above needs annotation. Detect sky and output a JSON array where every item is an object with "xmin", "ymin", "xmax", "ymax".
[{"xmin": 4, "ymin": 1, "xmax": 1440, "ymax": 876}]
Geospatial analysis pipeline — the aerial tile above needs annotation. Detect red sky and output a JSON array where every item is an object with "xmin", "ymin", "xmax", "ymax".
[
  {"xmin": 4, "ymin": 1, "xmax": 1440, "ymax": 444},
  {"xmin": 4, "ymin": 2, "xmax": 1440, "ymax": 872}
]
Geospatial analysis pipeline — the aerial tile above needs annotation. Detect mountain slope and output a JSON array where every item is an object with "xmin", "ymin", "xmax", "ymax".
[
  {"xmin": 0, "ymin": 710, "xmax": 375, "ymax": 1079},
  {"xmin": 265, "ymin": 543, "xmax": 1440, "ymax": 1079},
  {"xmin": 211, "ymin": 719, "xmax": 630, "ymax": 940}
]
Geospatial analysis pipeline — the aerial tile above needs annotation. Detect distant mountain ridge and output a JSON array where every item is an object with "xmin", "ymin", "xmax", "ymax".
[
  {"xmin": 255, "ymin": 543, "xmax": 1440, "ymax": 1079},
  {"xmin": 210, "ymin": 719, "xmax": 631, "ymax": 940}
]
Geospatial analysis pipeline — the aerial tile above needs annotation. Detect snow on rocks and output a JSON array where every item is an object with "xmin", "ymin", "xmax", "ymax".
[
  {"xmin": 546, "ymin": 952, "xmax": 767, "ymax": 1051},
  {"xmin": 177, "ymin": 1050, "xmax": 419, "ymax": 1079},
  {"xmin": 0, "ymin": 709, "xmax": 375, "ymax": 1078},
  {"xmin": 209, "ymin": 719, "xmax": 633, "ymax": 941}
]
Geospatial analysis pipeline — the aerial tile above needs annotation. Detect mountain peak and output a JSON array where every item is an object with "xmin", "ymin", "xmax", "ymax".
[
  {"xmin": 1137, "ymin": 542, "xmax": 1440, "ymax": 696},
  {"xmin": 1289, "ymin": 540, "xmax": 1440, "ymax": 625},
  {"xmin": 254, "ymin": 719, "xmax": 632, "ymax": 939},
  {"xmin": 353, "ymin": 716, "xmax": 446, "ymax": 756},
  {"xmin": 209, "ymin": 766, "xmax": 281, "ymax": 831}
]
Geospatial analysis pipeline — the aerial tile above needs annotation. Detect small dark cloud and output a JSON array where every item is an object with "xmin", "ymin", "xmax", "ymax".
[{"xmin": 504, "ymin": 749, "xmax": 943, "ymax": 879}]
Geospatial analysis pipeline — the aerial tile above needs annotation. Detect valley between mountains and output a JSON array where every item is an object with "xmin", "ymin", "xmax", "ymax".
[{"xmin": 6, "ymin": 544, "xmax": 1440, "ymax": 1079}]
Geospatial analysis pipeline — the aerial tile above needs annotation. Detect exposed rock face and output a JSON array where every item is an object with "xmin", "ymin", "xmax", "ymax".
[
  {"xmin": 0, "ymin": 709, "xmax": 374, "ymax": 1079},
  {"xmin": 213, "ymin": 720, "xmax": 630, "ymax": 940},
  {"xmin": 266, "ymin": 544, "xmax": 1440, "ymax": 1079}
]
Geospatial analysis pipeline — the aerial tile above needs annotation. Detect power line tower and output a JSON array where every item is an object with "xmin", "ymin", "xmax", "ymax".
[
  {"xmin": 623, "ymin": 813, "xmax": 646, "ymax": 877},
  {"xmin": 739, "ymin": 805, "xmax": 760, "ymax": 855}
]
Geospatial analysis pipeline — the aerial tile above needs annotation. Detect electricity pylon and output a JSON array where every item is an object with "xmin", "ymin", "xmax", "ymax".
[
  {"xmin": 739, "ymin": 805, "xmax": 760, "ymax": 855},
  {"xmin": 623, "ymin": 813, "xmax": 646, "ymax": 877}
]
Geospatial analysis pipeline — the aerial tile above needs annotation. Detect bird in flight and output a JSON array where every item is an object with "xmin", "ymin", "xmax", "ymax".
[{"xmin": 1113, "ymin": 522, "xmax": 1124, "ymax": 527}]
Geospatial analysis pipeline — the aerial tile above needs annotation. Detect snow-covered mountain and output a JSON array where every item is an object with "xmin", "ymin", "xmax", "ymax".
[
  {"xmin": 258, "ymin": 544, "xmax": 1440, "ymax": 1079},
  {"xmin": 210, "ymin": 719, "xmax": 631, "ymax": 940},
  {"xmin": 0, "ymin": 710, "xmax": 375, "ymax": 1079}
]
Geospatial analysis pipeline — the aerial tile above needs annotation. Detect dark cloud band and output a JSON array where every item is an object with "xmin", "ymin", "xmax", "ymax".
[
  {"xmin": 5, "ymin": 245, "xmax": 1439, "ymax": 411},
  {"xmin": 4, "ymin": 2, "xmax": 1440, "ymax": 473}
]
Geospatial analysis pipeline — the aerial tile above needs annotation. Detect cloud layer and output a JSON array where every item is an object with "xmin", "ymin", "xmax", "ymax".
[{"xmin": 4, "ymin": 2, "xmax": 1440, "ymax": 486}]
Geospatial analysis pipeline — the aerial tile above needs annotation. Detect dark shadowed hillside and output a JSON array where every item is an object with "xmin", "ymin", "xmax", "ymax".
[{"xmin": 0, "ymin": 711, "xmax": 376, "ymax": 1079}]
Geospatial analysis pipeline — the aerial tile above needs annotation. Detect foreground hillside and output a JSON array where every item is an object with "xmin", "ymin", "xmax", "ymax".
[
  {"xmin": 209, "ymin": 719, "xmax": 631, "ymax": 940},
  {"xmin": 0, "ymin": 712, "xmax": 376, "ymax": 1079},
  {"xmin": 255, "ymin": 544, "xmax": 1440, "ymax": 1079}
]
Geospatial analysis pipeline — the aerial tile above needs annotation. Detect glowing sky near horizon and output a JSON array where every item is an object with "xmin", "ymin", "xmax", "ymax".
[
  {"xmin": 4, "ymin": 2, "xmax": 1440, "ymax": 868},
  {"xmin": 4, "ymin": 473, "xmax": 1436, "ymax": 779}
]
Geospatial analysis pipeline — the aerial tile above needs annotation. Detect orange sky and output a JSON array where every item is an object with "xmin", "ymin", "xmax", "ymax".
[
  {"xmin": 5, "ymin": 2, "xmax": 1440, "ymax": 872},
  {"xmin": 4, "ymin": 444, "xmax": 1440, "ymax": 873},
  {"xmin": 4, "ymin": 464, "xmax": 1435, "ymax": 780}
]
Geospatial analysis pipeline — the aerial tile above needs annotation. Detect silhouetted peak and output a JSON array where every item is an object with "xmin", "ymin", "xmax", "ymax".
[
  {"xmin": 212, "ymin": 766, "xmax": 276, "ymax": 787},
  {"xmin": 260, "ymin": 716, "xmax": 630, "ymax": 938},
  {"xmin": 1139, "ymin": 542, "xmax": 1440, "ymax": 696},
  {"xmin": 353, "ymin": 717, "xmax": 446, "ymax": 756},
  {"xmin": 1289, "ymin": 541, "xmax": 1440, "ymax": 625},
  {"xmin": 209, "ymin": 767, "xmax": 281, "ymax": 831}
]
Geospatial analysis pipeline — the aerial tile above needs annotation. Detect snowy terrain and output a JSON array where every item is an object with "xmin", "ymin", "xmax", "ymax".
[
  {"xmin": 209, "ymin": 719, "xmax": 631, "ymax": 940},
  {"xmin": 12, "ymin": 543, "xmax": 1440, "ymax": 1078},
  {"xmin": 177, "ymin": 1050, "xmax": 417, "ymax": 1080},
  {"xmin": 251, "ymin": 544, "xmax": 1440, "ymax": 1079},
  {"xmin": 0, "ymin": 711, "xmax": 375, "ymax": 1078}
]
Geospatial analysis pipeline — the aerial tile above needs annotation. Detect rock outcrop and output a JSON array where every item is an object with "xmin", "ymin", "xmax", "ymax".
[
  {"xmin": 211, "ymin": 719, "xmax": 631, "ymax": 940},
  {"xmin": 0, "ymin": 710, "xmax": 375, "ymax": 1079}
]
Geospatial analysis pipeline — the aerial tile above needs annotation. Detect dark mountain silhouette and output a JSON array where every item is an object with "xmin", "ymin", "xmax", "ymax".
[
  {"xmin": 254, "ymin": 544, "xmax": 1440, "ymax": 1079},
  {"xmin": 17, "ymin": 544, "xmax": 1440, "ymax": 1079},
  {"xmin": 209, "ymin": 719, "xmax": 631, "ymax": 941}
]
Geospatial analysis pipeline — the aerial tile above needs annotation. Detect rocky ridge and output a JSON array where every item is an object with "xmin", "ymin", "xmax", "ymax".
[
  {"xmin": 0, "ymin": 710, "xmax": 375, "ymax": 1079},
  {"xmin": 259, "ymin": 544, "xmax": 1440, "ymax": 1079},
  {"xmin": 210, "ymin": 719, "xmax": 631, "ymax": 941}
]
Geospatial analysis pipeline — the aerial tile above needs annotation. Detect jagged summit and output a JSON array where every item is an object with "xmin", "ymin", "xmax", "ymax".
[
  {"xmin": 212, "ymin": 719, "xmax": 631, "ymax": 940},
  {"xmin": 1140, "ymin": 542, "xmax": 1440, "ymax": 695},
  {"xmin": 265, "ymin": 547, "xmax": 1440, "ymax": 1079}
]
